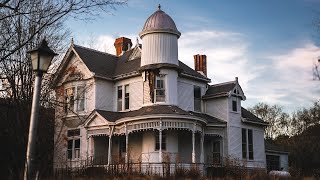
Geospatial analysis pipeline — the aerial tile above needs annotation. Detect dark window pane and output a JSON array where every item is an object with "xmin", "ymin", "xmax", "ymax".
[
  {"xmin": 242, "ymin": 128, "xmax": 247, "ymax": 158},
  {"xmin": 74, "ymin": 139, "xmax": 80, "ymax": 148},
  {"xmin": 67, "ymin": 129, "xmax": 80, "ymax": 137},
  {"xmin": 67, "ymin": 140, "xmax": 73, "ymax": 149},
  {"xmin": 232, "ymin": 100, "xmax": 237, "ymax": 112},
  {"xmin": 67, "ymin": 150, "xmax": 72, "ymax": 159},
  {"xmin": 248, "ymin": 129, "xmax": 253, "ymax": 144}
]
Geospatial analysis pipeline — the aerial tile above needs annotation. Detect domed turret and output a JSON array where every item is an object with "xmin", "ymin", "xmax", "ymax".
[
  {"xmin": 140, "ymin": 5, "xmax": 180, "ymax": 67},
  {"xmin": 139, "ymin": 5, "xmax": 181, "ymax": 38}
]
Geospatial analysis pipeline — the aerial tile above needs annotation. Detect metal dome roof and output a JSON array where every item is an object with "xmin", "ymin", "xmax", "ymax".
[{"xmin": 139, "ymin": 5, "xmax": 181, "ymax": 38}]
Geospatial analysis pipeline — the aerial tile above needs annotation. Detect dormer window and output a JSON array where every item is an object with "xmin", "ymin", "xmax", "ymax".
[
  {"xmin": 232, "ymin": 97, "xmax": 237, "ymax": 112},
  {"xmin": 155, "ymin": 75, "xmax": 165, "ymax": 102}
]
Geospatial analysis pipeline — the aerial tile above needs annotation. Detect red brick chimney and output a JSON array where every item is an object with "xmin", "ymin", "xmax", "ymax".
[
  {"xmin": 114, "ymin": 37, "xmax": 132, "ymax": 56},
  {"xmin": 194, "ymin": 54, "xmax": 207, "ymax": 76}
]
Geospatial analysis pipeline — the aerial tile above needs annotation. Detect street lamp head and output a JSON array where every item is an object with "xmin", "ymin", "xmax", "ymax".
[{"xmin": 28, "ymin": 39, "xmax": 57, "ymax": 73}]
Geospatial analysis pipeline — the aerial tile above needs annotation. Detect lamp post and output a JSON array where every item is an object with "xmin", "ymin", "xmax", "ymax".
[{"xmin": 24, "ymin": 39, "xmax": 57, "ymax": 180}]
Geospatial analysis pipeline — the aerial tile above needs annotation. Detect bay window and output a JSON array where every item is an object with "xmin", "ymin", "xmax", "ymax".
[
  {"xmin": 194, "ymin": 86, "xmax": 201, "ymax": 111},
  {"xmin": 117, "ymin": 86, "xmax": 123, "ymax": 111}
]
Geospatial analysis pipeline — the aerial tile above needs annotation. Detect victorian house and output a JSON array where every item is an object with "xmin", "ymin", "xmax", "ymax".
[{"xmin": 52, "ymin": 6, "xmax": 268, "ymax": 174}]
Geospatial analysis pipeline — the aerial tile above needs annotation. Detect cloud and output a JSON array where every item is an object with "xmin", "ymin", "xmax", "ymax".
[
  {"xmin": 243, "ymin": 43, "xmax": 320, "ymax": 111},
  {"xmin": 178, "ymin": 30, "xmax": 257, "ymax": 90}
]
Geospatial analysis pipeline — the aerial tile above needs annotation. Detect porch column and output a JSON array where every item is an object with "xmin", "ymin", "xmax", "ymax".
[
  {"xmin": 200, "ymin": 131, "xmax": 204, "ymax": 163},
  {"xmin": 107, "ymin": 126, "xmax": 114, "ymax": 165},
  {"xmin": 125, "ymin": 132, "xmax": 129, "ymax": 164},
  {"xmin": 88, "ymin": 136, "xmax": 93, "ymax": 160},
  {"xmin": 192, "ymin": 130, "xmax": 196, "ymax": 163},
  {"xmin": 107, "ymin": 135, "xmax": 112, "ymax": 165},
  {"xmin": 159, "ymin": 129, "xmax": 162, "ymax": 162}
]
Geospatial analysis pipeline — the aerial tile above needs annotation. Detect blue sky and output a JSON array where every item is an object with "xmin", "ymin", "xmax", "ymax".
[{"xmin": 67, "ymin": 0, "xmax": 320, "ymax": 112}]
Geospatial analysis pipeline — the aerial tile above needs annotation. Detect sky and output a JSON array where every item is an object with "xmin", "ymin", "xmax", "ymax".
[{"xmin": 67, "ymin": 0, "xmax": 320, "ymax": 112}]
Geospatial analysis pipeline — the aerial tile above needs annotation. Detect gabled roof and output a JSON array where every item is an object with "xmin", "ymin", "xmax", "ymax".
[
  {"xmin": 73, "ymin": 45, "xmax": 117, "ymax": 78},
  {"xmin": 241, "ymin": 107, "xmax": 268, "ymax": 126},
  {"xmin": 57, "ymin": 44, "xmax": 209, "ymax": 82},
  {"xmin": 92, "ymin": 105, "xmax": 225, "ymax": 125},
  {"xmin": 203, "ymin": 81, "xmax": 236, "ymax": 99},
  {"xmin": 203, "ymin": 78, "xmax": 246, "ymax": 100}
]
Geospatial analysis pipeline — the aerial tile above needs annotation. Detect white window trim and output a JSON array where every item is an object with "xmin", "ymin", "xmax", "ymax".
[
  {"xmin": 154, "ymin": 75, "xmax": 166, "ymax": 103},
  {"xmin": 117, "ymin": 84, "xmax": 130, "ymax": 112},
  {"xmin": 64, "ymin": 84, "xmax": 87, "ymax": 115},
  {"xmin": 67, "ymin": 128, "xmax": 81, "ymax": 160}
]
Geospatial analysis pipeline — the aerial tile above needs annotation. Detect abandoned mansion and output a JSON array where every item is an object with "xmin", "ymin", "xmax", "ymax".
[{"xmin": 52, "ymin": 6, "xmax": 271, "ymax": 174}]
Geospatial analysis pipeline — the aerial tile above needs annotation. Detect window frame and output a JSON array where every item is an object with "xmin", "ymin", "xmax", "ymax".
[
  {"xmin": 232, "ymin": 97, "xmax": 237, "ymax": 112},
  {"xmin": 117, "ymin": 84, "xmax": 130, "ymax": 111},
  {"xmin": 154, "ymin": 75, "xmax": 165, "ymax": 103},
  {"xmin": 67, "ymin": 129, "xmax": 81, "ymax": 160},
  {"xmin": 117, "ymin": 85, "xmax": 123, "ymax": 111},
  {"xmin": 242, "ymin": 128, "xmax": 254, "ymax": 160},
  {"xmin": 155, "ymin": 131, "xmax": 166, "ymax": 151},
  {"xmin": 65, "ymin": 86, "xmax": 86, "ymax": 114},
  {"xmin": 194, "ymin": 86, "xmax": 201, "ymax": 112},
  {"xmin": 124, "ymin": 84, "xmax": 130, "ymax": 110}
]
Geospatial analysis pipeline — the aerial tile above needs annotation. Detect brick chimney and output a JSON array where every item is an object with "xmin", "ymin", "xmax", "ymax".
[
  {"xmin": 194, "ymin": 54, "xmax": 207, "ymax": 76},
  {"xmin": 114, "ymin": 37, "xmax": 132, "ymax": 56}
]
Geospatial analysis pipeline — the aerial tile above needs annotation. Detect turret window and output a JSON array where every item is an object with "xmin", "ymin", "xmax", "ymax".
[{"xmin": 155, "ymin": 75, "xmax": 165, "ymax": 102}]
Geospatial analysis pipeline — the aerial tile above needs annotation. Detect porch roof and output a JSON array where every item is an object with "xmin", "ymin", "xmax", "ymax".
[{"xmin": 94, "ymin": 105, "xmax": 225, "ymax": 124}]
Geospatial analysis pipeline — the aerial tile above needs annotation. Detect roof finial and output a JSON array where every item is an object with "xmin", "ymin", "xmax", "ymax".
[
  {"xmin": 71, "ymin": 38, "xmax": 74, "ymax": 46},
  {"xmin": 158, "ymin": 4, "xmax": 161, "ymax": 10}
]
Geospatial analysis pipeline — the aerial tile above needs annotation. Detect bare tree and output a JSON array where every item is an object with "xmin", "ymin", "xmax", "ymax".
[
  {"xmin": 0, "ymin": 0, "xmax": 127, "ymax": 178},
  {"xmin": 248, "ymin": 102, "xmax": 291, "ymax": 139}
]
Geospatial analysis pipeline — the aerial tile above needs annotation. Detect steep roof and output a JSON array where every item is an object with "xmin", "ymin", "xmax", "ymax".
[
  {"xmin": 203, "ymin": 82, "xmax": 236, "ymax": 99},
  {"xmin": 73, "ymin": 45, "xmax": 117, "ymax": 78},
  {"xmin": 241, "ymin": 107, "xmax": 268, "ymax": 125},
  {"xmin": 95, "ymin": 105, "xmax": 225, "ymax": 125},
  {"xmin": 70, "ymin": 44, "xmax": 209, "ymax": 81}
]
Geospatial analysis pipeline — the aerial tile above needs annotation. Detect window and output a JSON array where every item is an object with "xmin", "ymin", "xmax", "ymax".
[
  {"xmin": 248, "ymin": 129, "xmax": 254, "ymax": 160},
  {"xmin": 155, "ymin": 75, "xmax": 165, "ymax": 102},
  {"xmin": 242, "ymin": 128, "xmax": 254, "ymax": 160},
  {"xmin": 155, "ymin": 131, "xmax": 166, "ymax": 151},
  {"xmin": 67, "ymin": 129, "xmax": 80, "ymax": 160},
  {"xmin": 242, "ymin": 128, "xmax": 247, "ymax": 159},
  {"xmin": 232, "ymin": 97, "xmax": 237, "ymax": 112},
  {"xmin": 117, "ymin": 86, "xmax": 122, "ymax": 111},
  {"xmin": 117, "ymin": 84, "xmax": 130, "ymax": 111},
  {"xmin": 212, "ymin": 141, "xmax": 221, "ymax": 164},
  {"xmin": 125, "ymin": 85, "xmax": 129, "ymax": 110},
  {"xmin": 194, "ymin": 86, "xmax": 201, "ymax": 111},
  {"xmin": 266, "ymin": 155, "xmax": 280, "ymax": 171},
  {"xmin": 119, "ymin": 136, "xmax": 126, "ymax": 154},
  {"xmin": 65, "ymin": 86, "xmax": 85, "ymax": 113}
]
